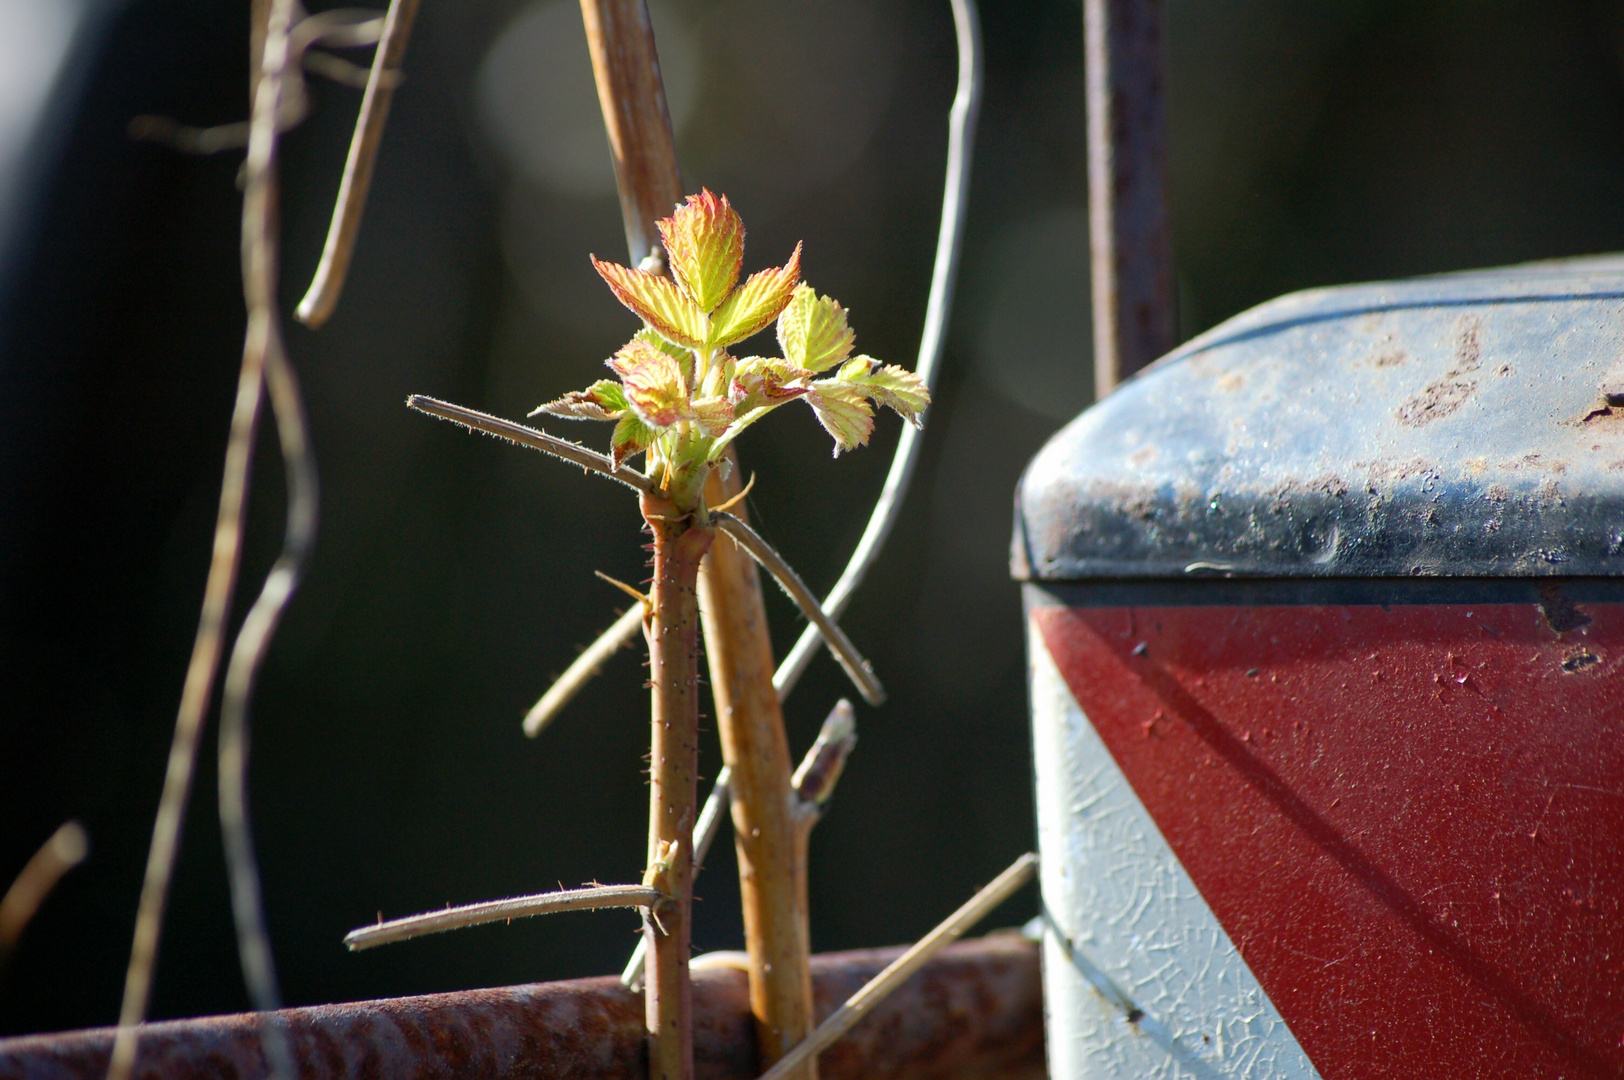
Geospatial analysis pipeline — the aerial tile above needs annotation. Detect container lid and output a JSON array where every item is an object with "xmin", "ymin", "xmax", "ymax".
[{"xmin": 1013, "ymin": 255, "xmax": 1624, "ymax": 582}]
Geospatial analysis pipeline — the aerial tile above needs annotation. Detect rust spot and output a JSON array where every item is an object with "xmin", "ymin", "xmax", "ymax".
[
  {"xmin": 1538, "ymin": 585, "xmax": 1592, "ymax": 635},
  {"xmin": 1217, "ymin": 372, "xmax": 1244, "ymax": 392},
  {"xmin": 1372, "ymin": 349, "xmax": 1407, "ymax": 368},
  {"xmin": 1562, "ymin": 651, "xmax": 1601, "ymax": 673},
  {"xmin": 1394, "ymin": 315, "xmax": 1484, "ymax": 427}
]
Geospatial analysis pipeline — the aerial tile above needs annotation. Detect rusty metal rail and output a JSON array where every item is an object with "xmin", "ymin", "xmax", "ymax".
[{"xmin": 0, "ymin": 937, "xmax": 1041, "ymax": 1080}]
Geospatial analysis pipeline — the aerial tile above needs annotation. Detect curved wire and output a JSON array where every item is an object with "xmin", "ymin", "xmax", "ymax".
[{"xmin": 772, "ymin": 0, "xmax": 982, "ymax": 698}]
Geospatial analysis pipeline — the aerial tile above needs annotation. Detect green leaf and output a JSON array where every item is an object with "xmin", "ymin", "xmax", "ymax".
[
  {"xmin": 592, "ymin": 257, "xmax": 708, "ymax": 349},
  {"xmin": 634, "ymin": 328, "xmax": 696, "ymax": 387},
  {"xmin": 777, "ymin": 285, "xmax": 855, "ymax": 372},
  {"xmin": 805, "ymin": 382, "xmax": 874, "ymax": 456},
  {"xmin": 709, "ymin": 243, "xmax": 802, "ymax": 349},
  {"xmin": 529, "ymin": 379, "xmax": 629, "ymax": 421},
  {"xmin": 657, "ymin": 189, "xmax": 744, "ymax": 314},
  {"xmin": 838, "ymin": 358, "xmax": 930, "ymax": 426},
  {"xmin": 611, "ymin": 412, "xmax": 654, "ymax": 467},
  {"xmin": 691, "ymin": 395, "xmax": 736, "ymax": 436}
]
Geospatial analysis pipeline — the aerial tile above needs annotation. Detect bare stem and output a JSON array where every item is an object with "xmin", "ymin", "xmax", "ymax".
[
  {"xmin": 642, "ymin": 492, "xmax": 713, "ymax": 1080},
  {"xmin": 754, "ymin": 853, "xmax": 1038, "ymax": 1080},
  {"xmin": 294, "ymin": 0, "xmax": 421, "ymax": 327},
  {"xmin": 0, "ymin": 822, "xmax": 88, "ymax": 965},
  {"xmin": 344, "ymin": 884, "xmax": 665, "ymax": 951},
  {"xmin": 712, "ymin": 513, "xmax": 883, "ymax": 706},
  {"xmin": 523, "ymin": 604, "xmax": 645, "ymax": 737}
]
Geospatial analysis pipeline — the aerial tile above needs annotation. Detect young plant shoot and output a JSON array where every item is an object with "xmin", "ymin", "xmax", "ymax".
[{"xmin": 526, "ymin": 189, "xmax": 927, "ymax": 1080}]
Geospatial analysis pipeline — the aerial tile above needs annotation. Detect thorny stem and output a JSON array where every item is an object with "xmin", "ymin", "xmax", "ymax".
[
  {"xmin": 642, "ymin": 491, "xmax": 714, "ymax": 1080},
  {"xmin": 343, "ymin": 884, "xmax": 666, "ymax": 951}
]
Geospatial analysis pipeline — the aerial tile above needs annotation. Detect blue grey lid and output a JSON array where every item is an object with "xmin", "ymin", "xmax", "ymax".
[{"xmin": 1012, "ymin": 255, "xmax": 1624, "ymax": 581}]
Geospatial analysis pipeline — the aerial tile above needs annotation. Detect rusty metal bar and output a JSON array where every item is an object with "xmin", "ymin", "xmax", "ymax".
[
  {"xmin": 1085, "ymin": 0, "xmax": 1174, "ymax": 397},
  {"xmin": 0, "ymin": 938, "xmax": 1041, "ymax": 1080}
]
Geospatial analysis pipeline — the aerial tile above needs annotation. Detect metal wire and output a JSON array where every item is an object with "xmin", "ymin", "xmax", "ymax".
[{"xmin": 773, "ymin": 0, "xmax": 983, "ymax": 699}]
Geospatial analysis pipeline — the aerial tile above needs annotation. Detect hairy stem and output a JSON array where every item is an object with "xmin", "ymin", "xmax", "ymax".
[{"xmin": 642, "ymin": 491, "xmax": 713, "ymax": 1080}]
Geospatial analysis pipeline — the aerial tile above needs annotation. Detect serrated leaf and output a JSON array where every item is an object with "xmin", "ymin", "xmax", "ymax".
[
  {"xmin": 529, "ymin": 378, "xmax": 629, "ymax": 421},
  {"xmin": 730, "ymin": 356, "xmax": 813, "ymax": 413},
  {"xmin": 709, "ymin": 243, "xmax": 802, "ymax": 349},
  {"xmin": 657, "ymin": 189, "xmax": 743, "ymax": 314},
  {"xmin": 806, "ymin": 382, "xmax": 874, "ymax": 456},
  {"xmin": 611, "ymin": 412, "xmax": 653, "ymax": 467},
  {"xmin": 609, "ymin": 338, "xmax": 689, "ymax": 428},
  {"xmin": 777, "ymin": 285, "xmax": 855, "ymax": 372},
  {"xmin": 843, "ymin": 358, "xmax": 930, "ymax": 426},
  {"xmin": 593, "ymin": 257, "xmax": 708, "ymax": 349},
  {"xmin": 633, "ymin": 328, "xmax": 695, "ymax": 387},
  {"xmin": 691, "ymin": 395, "xmax": 735, "ymax": 436}
]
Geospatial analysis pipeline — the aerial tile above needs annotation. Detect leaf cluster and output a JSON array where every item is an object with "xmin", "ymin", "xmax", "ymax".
[{"xmin": 533, "ymin": 190, "xmax": 929, "ymax": 509}]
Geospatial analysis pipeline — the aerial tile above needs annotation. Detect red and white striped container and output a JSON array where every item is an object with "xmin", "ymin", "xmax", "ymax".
[{"xmin": 1014, "ymin": 258, "xmax": 1624, "ymax": 1079}]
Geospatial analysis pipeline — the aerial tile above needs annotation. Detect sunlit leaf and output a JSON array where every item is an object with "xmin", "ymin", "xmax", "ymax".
[
  {"xmin": 593, "ymin": 257, "xmax": 708, "ymax": 349},
  {"xmin": 528, "ymin": 378, "xmax": 630, "ymax": 421},
  {"xmin": 835, "ymin": 357, "xmax": 930, "ymax": 426},
  {"xmin": 730, "ymin": 356, "xmax": 813, "ymax": 413},
  {"xmin": 657, "ymin": 189, "xmax": 744, "ymax": 314},
  {"xmin": 709, "ymin": 243, "xmax": 802, "ymax": 349},
  {"xmin": 691, "ymin": 395, "xmax": 736, "ymax": 436},
  {"xmin": 609, "ymin": 337, "xmax": 689, "ymax": 428},
  {"xmin": 777, "ymin": 285, "xmax": 855, "ymax": 372},
  {"xmin": 806, "ymin": 382, "xmax": 874, "ymax": 455}
]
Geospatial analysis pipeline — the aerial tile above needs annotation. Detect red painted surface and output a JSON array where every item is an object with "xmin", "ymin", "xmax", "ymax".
[{"xmin": 1035, "ymin": 600, "xmax": 1624, "ymax": 1080}]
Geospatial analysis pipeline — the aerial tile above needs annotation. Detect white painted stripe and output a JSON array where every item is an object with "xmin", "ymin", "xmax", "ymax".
[{"xmin": 1029, "ymin": 618, "xmax": 1323, "ymax": 1080}]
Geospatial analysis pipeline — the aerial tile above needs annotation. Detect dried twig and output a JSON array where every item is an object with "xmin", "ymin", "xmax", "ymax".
[
  {"xmin": 343, "ymin": 884, "xmax": 667, "ymax": 951},
  {"xmin": 755, "ymin": 853, "xmax": 1037, "ymax": 1080},
  {"xmin": 772, "ymin": 0, "xmax": 981, "ymax": 700},
  {"xmin": 712, "ymin": 514, "xmax": 883, "ymax": 707},
  {"xmin": 0, "ymin": 822, "xmax": 88, "ymax": 966},
  {"xmin": 523, "ymin": 605, "xmax": 645, "ymax": 737},
  {"xmin": 295, "ymin": 0, "xmax": 422, "ymax": 327}
]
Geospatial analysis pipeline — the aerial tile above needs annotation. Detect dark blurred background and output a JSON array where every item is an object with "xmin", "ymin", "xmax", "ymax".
[{"xmin": 4, "ymin": 0, "xmax": 1624, "ymax": 1036}]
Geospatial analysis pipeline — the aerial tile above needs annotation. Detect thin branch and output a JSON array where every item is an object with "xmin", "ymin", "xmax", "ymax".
[
  {"xmin": 754, "ymin": 852, "xmax": 1037, "ymax": 1080},
  {"xmin": 773, "ymin": 0, "xmax": 981, "ymax": 700},
  {"xmin": 620, "ymin": 763, "xmax": 732, "ymax": 987},
  {"xmin": 0, "ymin": 822, "xmax": 88, "ymax": 965},
  {"xmin": 406, "ymin": 395, "xmax": 654, "ymax": 492},
  {"xmin": 711, "ymin": 513, "xmax": 884, "ymax": 707},
  {"xmin": 294, "ymin": 0, "xmax": 422, "ymax": 328},
  {"xmin": 523, "ymin": 604, "xmax": 645, "ymax": 737},
  {"xmin": 344, "ymin": 884, "xmax": 667, "ymax": 952}
]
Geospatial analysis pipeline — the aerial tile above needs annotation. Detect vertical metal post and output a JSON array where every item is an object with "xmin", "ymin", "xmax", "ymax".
[{"xmin": 1084, "ymin": 0, "xmax": 1174, "ymax": 397}]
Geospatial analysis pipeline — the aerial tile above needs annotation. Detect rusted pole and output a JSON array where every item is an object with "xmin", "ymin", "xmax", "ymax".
[
  {"xmin": 1084, "ymin": 0, "xmax": 1174, "ymax": 397},
  {"xmin": 0, "ymin": 938, "xmax": 1043, "ymax": 1080},
  {"xmin": 576, "ymin": 2, "xmax": 818, "ymax": 1075}
]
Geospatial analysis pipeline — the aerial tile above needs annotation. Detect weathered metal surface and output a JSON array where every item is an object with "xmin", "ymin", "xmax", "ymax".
[
  {"xmin": 1030, "ymin": 591, "xmax": 1624, "ymax": 1078},
  {"xmin": 1084, "ymin": 0, "xmax": 1175, "ymax": 396},
  {"xmin": 0, "ymin": 938, "xmax": 1042, "ymax": 1080},
  {"xmin": 1014, "ymin": 255, "xmax": 1624, "ymax": 580}
]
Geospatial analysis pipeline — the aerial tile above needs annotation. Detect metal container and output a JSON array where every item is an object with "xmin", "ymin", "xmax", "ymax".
[{"xmin": 1014, "ymin": 256, "xmax": 1624, "ymax": 1079}]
